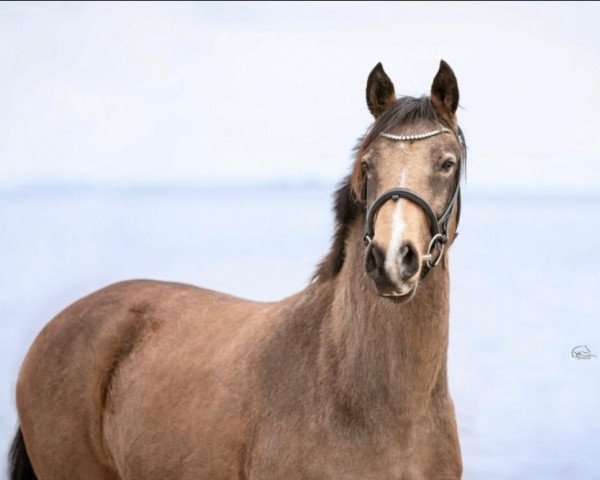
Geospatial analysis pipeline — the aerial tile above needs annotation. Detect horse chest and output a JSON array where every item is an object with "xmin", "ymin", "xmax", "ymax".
[
  {"xmin": 248, "ymin": 419, "xmax": 455, "ymax": 480},
  {"xmin": 250, "ymin": 442, "xmax": 426, "ymax": 480}
]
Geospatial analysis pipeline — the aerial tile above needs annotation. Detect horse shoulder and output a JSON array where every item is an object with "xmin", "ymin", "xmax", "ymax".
[{"xmin": 17, "ymin": 279, "xmax": 267, "ymax": 479}]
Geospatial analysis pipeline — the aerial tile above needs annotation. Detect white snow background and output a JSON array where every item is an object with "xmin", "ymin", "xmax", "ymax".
[{"xmin": 2, "ymin": 2, "xmax": 600, "ymax": 478}]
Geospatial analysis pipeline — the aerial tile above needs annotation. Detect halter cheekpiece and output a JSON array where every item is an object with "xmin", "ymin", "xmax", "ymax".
[{"xmin": 363, "ymin": 127, "xmax": 462, "ymax": 275}]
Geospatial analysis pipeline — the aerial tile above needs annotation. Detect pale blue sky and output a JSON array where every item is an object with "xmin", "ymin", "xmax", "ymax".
[{"xmin": 1, "ymin": 2, "xmax": 600, "ymax": 192}]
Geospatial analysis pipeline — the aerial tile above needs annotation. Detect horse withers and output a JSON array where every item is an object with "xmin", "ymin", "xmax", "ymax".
[{"xmin": 11, "ymin": 60, "xmax": 465, "ymax": 479}]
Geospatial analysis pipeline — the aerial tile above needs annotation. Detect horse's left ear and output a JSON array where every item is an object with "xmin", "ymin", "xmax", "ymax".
[{"xmin": 430, "ymin": 60, "xmax": 459, "ymax": 124}]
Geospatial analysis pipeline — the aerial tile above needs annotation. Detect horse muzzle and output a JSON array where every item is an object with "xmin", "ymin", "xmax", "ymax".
[{"xmin": 365, "ymin": 241, "xmax": 420, "ymax": 300}]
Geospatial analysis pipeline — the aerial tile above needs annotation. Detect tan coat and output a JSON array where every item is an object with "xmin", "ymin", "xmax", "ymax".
[{"xmin": 12, "ymin": 60, "xmax": 464, "ymax": 480}]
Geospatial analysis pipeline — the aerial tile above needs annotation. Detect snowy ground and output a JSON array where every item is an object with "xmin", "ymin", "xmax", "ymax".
[{"xmin": 1, "ymin": 184, "xmax": 599, "ymax": 478}]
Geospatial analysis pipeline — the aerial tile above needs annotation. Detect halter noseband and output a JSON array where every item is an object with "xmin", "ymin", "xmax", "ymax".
[{"xmin": 363, "ymin": 127, "xmax": 462, "ymax": 275}]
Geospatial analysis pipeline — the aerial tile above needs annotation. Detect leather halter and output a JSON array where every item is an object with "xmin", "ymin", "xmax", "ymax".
[{"xmin": 362, "ymin": 127, "xmax": 463, "ymax": 276}]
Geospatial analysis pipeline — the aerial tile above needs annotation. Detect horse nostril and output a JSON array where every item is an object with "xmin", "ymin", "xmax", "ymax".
[
  {"xmin": 399, "ymin": 241, "xmax": 419, "ymax": 279},
  {"xmin": 365, "ymin": 243, "xmax": 385, "ymax": 277}
]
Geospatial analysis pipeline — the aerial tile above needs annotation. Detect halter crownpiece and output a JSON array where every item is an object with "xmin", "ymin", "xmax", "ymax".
[{"xmin": 379, "ymin": 127, "xmax": 452, "ymax": 142}]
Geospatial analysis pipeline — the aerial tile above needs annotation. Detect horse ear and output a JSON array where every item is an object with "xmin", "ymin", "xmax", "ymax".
[
  {"xmin": 430, "ymin": 60, "xmax": 459, "ymax": 124},
  {"xmin": 366, "ymin": 63, "xmax": 396, "ymax": 118}
]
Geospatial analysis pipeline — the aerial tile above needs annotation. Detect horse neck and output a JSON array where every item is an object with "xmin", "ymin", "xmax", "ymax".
[{"xmin": 320, "ymin": 219, "xmax": 451, "ymax": 422}]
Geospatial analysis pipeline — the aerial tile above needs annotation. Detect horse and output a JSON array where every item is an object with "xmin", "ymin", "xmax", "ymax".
[{"xmin": 10, "ymin": 59, "xmax": 466, "ymax": 479}]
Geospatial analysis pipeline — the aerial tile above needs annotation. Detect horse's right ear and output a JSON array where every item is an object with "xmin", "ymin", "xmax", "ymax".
[{"xmin": 366, "ymin": 63, "xmax": 396, "ymax": 118}]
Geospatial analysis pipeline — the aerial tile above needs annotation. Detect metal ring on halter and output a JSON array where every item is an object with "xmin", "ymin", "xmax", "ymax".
[{"xmin": 424, "ymin": 233, "xmax": 445, "ymax": 269}]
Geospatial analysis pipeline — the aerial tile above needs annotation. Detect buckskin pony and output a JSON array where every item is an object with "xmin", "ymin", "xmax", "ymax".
[{"xmin": 11, "ymin": 60, "xmax": 466, "ymax": 479}]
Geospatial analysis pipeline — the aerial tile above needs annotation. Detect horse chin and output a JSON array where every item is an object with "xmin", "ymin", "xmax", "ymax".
[{"xmin": 377, "ymin": 284, "xmax": 417, "ymax": 303}]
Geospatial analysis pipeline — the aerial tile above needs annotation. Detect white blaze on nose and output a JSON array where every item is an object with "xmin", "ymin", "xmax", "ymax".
[{"xmin": 385, "ymin": 170, "xmax": 407, "ymax": 283}]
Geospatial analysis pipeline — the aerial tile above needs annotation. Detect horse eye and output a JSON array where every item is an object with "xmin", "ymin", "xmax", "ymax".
[
  {"xmin": 441, "ymin": 159, "xmax": 456, "ymax": 172},
  {"xmin": 361, "ymin": 161, "xmax": 370, "ymax": 174}
]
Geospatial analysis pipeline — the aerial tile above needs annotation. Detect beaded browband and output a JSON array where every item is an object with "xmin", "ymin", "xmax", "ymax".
[{"xmin": 379, "ymin": 127, "xmax": 452, "ymax": 142}]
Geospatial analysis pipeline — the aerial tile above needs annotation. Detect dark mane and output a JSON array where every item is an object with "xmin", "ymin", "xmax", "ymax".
[{"xmin": 312, "ymin": 95, "xmax": 466, "ymax": 283}]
